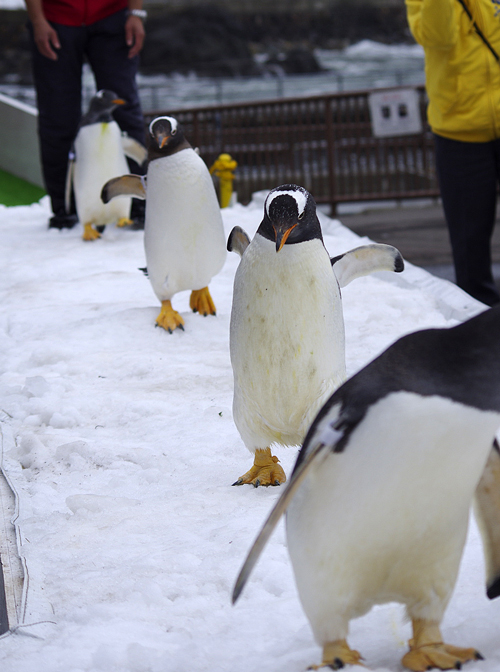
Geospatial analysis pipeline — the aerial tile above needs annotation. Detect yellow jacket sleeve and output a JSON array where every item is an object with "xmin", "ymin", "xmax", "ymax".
[
  {"xmin": 405, "ymin": 0, "xmax": 500, "ymax": 142},
  {"xmin": 406, "ymin": 0, "xmax": 459, "ymax": 49}
]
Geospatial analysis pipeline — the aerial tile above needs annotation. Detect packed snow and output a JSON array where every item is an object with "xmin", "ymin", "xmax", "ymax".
[{"xmin": 0, "ymin": 193, "xmax": 499, "ymax": 672}]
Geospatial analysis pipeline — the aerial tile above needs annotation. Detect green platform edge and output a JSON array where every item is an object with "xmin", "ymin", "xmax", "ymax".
[{"xmin": 0, "ymin": 168, "xmax": 46, "ymax": 206}]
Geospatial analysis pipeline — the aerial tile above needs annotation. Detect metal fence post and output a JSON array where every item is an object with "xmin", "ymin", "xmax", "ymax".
[{"xmin": 325, "ymin": 97, "xmax": 337, "ymax": 216}]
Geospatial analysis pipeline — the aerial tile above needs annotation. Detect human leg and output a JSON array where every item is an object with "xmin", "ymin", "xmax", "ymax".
[
  {"xmin": 29, "ymin": 21, "xmax": 85, "ymax": 223},
  {"xmin": 86, "ymin": 11, "xmax": 146, "ymax": 225},
  {"xmin": 86, "ymin": 10, "xmax": 145, "ymax": 148},
  {"xmin": 434, "ymin": 133, "xmax": 500, "ymax": 306}
]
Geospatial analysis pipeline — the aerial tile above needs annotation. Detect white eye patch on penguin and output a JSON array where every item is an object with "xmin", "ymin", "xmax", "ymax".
[
  {"xmin": 149, "ymin": 116, "xmax": 178, "ymax": 138},
  {"xmin": 265, "ymin": 186, "xmax": 308, "ymax": 220},
  {"xmin": 260, "ymin": 185, "xmax": 322, "ymax": 252}
]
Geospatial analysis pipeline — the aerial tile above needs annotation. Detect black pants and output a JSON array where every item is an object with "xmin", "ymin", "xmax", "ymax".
[
  {"xmin": 434, "ymin": 133, "xmax": 500, "ymax": 306},
  {"xmin": 29, "ymin": 9, "xmax": 146, "ymax": 216}
]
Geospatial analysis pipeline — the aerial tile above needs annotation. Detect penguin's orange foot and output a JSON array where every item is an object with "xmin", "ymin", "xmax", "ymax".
[
  {"xmin": 82, "ymin": 223, "xmax": 101, "ymax": 241},
  {"xmin": 403, "ymin": 619, "xmax": 483, "ymax": 671},
  {"xmin": 402, "ymin": 643, "xmax": 483, "ymax": 671},
  {"xmin": 308, "ymin": 640, "xmax": 365, "ymax": 670},
  {"xmin": 155, "ymin": 300, "xmax": 185, "ymax": 333},
  {"xmin": 189, "ymin": 287, "xmax": 216, "ymax": 316},
  {"xmin": 232, "ymin": 447, "xmax": 286, "ymax": 487},
  {"xmin": 116, "ymin": 217, "xmax": 133, "ymax": 228}
]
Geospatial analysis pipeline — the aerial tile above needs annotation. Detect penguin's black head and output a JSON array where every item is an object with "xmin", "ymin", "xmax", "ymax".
[
  {"xmin": 82, "ymin": 89, "xmax": 126, "ymax": 125},
  {"xmin": 148, "ymin": 116, "xmax": 187, "ymax": 159},
  {"xmin": 258, "ymin": 184, "xmax": 323, "ymax": 252}
]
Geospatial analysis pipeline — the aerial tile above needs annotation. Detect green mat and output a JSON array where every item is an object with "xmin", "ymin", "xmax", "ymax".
[{"xmin": 0, "ymin": 168, "xmax": 46, "ymax": 206}]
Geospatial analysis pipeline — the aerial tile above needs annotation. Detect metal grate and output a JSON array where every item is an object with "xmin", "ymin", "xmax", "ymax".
[{"xmin": 144, "ymin": 85, "xmax": 438, "ymax": 213}]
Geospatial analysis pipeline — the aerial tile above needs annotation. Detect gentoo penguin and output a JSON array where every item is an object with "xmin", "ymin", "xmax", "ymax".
[
  {"xmin": 66, "ymin": 89, "xmax": 147, "ymax": 242},
  {"xmin": 228, "ymin": 184, "xmax": 404, "ymax": 487},
  {"xmin": 233, "ymin": 305, "xmax": 500, "ymax": 671},
  {"xmin": 101, "ymin": 116, "xmax": 226, "ymax": 332}
]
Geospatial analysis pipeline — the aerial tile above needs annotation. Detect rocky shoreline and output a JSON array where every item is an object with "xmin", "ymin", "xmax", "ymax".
[{"xmin": 0, "ymin": 3, "xmax": 412, "ymax": 84}]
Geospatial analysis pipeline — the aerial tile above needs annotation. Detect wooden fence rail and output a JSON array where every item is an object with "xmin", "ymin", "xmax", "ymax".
[{"xmin": 144, "ymin": 85, "xmax": 438, "ymax": 213}]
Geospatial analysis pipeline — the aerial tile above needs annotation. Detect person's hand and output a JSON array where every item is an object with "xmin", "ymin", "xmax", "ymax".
[
  {"xmin": 125, "ymin": 15, "xmax": 145, "ymax": 58},
  {"xmin": 32, "ymin": 17, "xmax": 60, "ymax": 60}
]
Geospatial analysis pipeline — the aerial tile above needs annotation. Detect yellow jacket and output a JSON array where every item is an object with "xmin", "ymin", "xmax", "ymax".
[{"xmin": 406, "ymin": 0, "xmax": 500, "ymax": 141}]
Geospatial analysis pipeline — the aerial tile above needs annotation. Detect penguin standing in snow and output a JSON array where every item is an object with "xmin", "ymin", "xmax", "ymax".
[
  {"xmin": 228, "ymin": 184, "xmax": 404, "ymax": 487},
  {"xmin": 101, "ymin": 116, "xmax": 226, "ymax": 332},
  {"xmin": 66, "ymin": 89, "xmax": 147, "ymax": 242},
  {"xmin": 233, "ymin": 305, "xmax": 500, "ymax": 671}
]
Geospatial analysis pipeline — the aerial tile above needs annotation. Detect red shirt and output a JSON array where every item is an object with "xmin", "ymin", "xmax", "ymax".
[{"xmin": 43, "ymin": 0, "xmax": 128, "ymax": 26}]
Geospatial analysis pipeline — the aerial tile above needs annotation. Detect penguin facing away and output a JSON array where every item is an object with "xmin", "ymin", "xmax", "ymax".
[
  {"xmin": 228, "ymin": 184, "xmax": 404, "ymax": 487},
  {"xmin": 233, "ymin": 305, "xmax": 500, "ymax": 671},
  {"xmin": 66, "ymin": 89, "xmax": 148, "ymax": 242},
  {"xmin": 101, "ymin": 116, "xmax": 227, "ymax": 332}
]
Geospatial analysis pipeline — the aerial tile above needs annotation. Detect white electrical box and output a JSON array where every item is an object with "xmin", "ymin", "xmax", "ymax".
[{"xmin": 368, "ymin": 88, "xmax": 423, "ymax": 138}]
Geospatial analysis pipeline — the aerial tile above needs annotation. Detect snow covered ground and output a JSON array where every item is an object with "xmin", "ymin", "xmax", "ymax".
[{"xmin": 0, "ymin": 194, "xmax": 499, "ymax": 672}]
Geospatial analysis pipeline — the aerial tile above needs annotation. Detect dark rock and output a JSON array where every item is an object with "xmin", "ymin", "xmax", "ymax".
[
  {"xmin": 265, "ymin": 48, "xmax": 322, "ymax": 75},
  {"xmin": 142, "ymin": 7, "xmax": 260, "ymax": 77},
  {"xmin": 238, "ymin": 1, "xmax": 410, "ymax": 46},
  {"xmin": 0, "ymin": 3, "xmax": 413, "ymax": 84},
  {"xmin": 0, "ymin": 10, "xmax": 33, "ymax": 85}
]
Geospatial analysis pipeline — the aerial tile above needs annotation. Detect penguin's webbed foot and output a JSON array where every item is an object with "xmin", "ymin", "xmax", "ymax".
[
  {"xmin": 116, "ymin": 217, "xmax": 133, "ymax": 228},
  {"xmin": 82, "ymin": 223, "xmax": 102, "ymax": 241},
  {"xmin": 402, "ymin": 619, "xmax": 483, "ymax": 671},
  {"xmin": 308, "ymin": 640, "xmax": 365, "ymax": 670},
  {"xmin": 189, "ymin": 287, "xmax": 216, "ymax": 317},
  {"xmin": 155, "ymin": 300, "xmax": 185, "ymax": 333},
  {"xmin": 232, "ymin": 447, "xmax": 286, "ymax": 487},
  {"xmin": 402, "ymin": 643, "xmax": 483, "ymax": 671}
]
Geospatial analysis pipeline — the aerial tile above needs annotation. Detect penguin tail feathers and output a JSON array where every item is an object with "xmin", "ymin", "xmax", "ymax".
[
  {"xmin": 331, "ymin": 243, "xmax": 404, "ymax": 288},
  {"xmin": 487, "ymin": 576, "xmax": 500, "ymax": 600},
  {"xmin": 64, "ymin": 156, "xmax": 75, "ymax": 214},
  {"xmin": 232, "ymin": 437, "xmax": 334, "ymax": 605},
  {"xmin": 101, "ymin": 174, "xmax": 146, "ymax": 204},
  {"xmin": 474, "ymin": 441, "xmax": 500, "ymax": 600},
  {"xmin": 227, "ymin": 226, "xmax": 251, "ymax": 257}
]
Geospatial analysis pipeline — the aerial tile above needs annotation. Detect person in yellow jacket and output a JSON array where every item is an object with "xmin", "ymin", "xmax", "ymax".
[{"xmin": 406, "ymin": 0, "xmax": 500, "ymax": 305}]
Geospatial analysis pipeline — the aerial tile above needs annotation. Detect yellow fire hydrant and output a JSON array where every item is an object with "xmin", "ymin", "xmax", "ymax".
[{"xmin": 209, "ymin": 153, "xmax": 238, "ymax": 208}]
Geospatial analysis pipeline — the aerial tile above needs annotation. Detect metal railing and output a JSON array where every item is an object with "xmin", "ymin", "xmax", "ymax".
[{"xmin": 144, "ymin": 85, "xmax": 438, "ymax": 212}]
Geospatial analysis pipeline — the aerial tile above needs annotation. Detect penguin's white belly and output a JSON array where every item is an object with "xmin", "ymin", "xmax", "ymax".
[
  {"xmin": 286, "ymin": 392, "xmax": 500, "ymax": 644},
  {"xmin": 73, "ymin": 122, "xmax": 131, "ymax": 225},
  {"xmin": 144, "ymin": 150, "xmax": 226, "ymax": 301},
  {"xmin": 230, "ymin": 235, "xmax": 346, "ymax": 450}
]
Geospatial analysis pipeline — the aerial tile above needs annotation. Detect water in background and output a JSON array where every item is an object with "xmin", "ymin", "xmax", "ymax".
[{"xmin": 0, "ymin": 40, "xmax": 425, "ymax": 112}]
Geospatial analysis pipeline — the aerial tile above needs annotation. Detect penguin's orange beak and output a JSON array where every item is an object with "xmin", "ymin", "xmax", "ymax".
[
  {"xmin": 153, "ymin": 131, "xmax": 170, "ymax": 149},
  {"xmin": 112, "ymin": 98, "xmax": 126, "ymax": 105},
  {"xmin": 274, "ymin": 223, "xmax": 298, "ymax": 252}
]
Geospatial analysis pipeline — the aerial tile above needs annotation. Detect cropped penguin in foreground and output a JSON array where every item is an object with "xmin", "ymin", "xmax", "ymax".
[
  {"xmin": 233, "ymin": 305, "xmax": 500, "ymax": 671},
  {"xmin": 228, "ymin": 184, "xmax": 404, "ymax": 487},
  {"xmin": 66, "ymin": 89, "xmax": 148, "ymax": 241},
  {"xmin": 101, "ymin": 116, "xmax": 226, "ymax": 332}
]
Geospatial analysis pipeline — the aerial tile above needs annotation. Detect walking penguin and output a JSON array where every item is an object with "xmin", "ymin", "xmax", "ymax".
[
  {"xmin": 233, "ymin": 304, "xmax": 500, "ymax": 671},
  {"xmin": 66, "ymin": 89, "xmax": 147, "ymax": 241},
  {"xmin": 228, "ymin": 184, "xmax": 404, "ymax": 487},
  {"xmin": 102, "ymin": 115, "xmax": 226, "ymax": 332}
]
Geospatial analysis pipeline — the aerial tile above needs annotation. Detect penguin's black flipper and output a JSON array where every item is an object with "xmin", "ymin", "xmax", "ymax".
[
  {"xmin": 227, "ymin": 226, "xmax": 251, "ymax": 257},
  {"xmin": 121, "ymin": 134, "xmax": 148, "ymax": 166},
  {"xmin": 64, "ymin": 151, "xmax": 75, "ymax": 215},
  {"xmin": 101, "ymin": 175, "xmax": 146, "ymax": 203},
  {"xmin": 232, "ymin": 423, "xmax": 341, "ymax": 605},
  {"xmin": 331, "ymin": 243, "xmax": 404, "ymax": 288},
  {"xmin": 474, "ymin": 439, "xmax": 500, "ymax": 599}
]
